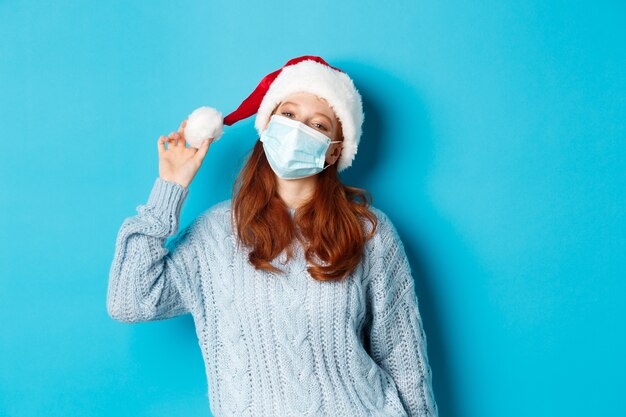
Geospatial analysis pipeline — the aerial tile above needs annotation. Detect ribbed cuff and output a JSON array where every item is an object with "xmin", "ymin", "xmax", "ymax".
[{"xmin": 146, "ymin": 177, "xmax": 189, "ymax": 221}]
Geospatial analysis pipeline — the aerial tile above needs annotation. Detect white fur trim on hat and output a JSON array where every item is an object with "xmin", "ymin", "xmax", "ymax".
[{"xmin": 254, "ymin": 59, "xmax": 364, "ymax": 172}]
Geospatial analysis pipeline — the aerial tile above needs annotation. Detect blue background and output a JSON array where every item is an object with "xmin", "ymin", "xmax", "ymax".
[{"xmin": 1, "ymin": 1, "xmax": 624, "ymax": 416}]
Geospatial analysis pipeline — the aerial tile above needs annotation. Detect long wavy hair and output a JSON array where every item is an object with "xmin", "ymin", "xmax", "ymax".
[{"xmin": 230, "ymin": 108, "xmax": 378, "ymax": 282}]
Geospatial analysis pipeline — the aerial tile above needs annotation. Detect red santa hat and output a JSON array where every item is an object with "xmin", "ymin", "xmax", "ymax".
[{"xmin": 184, "ymin": 55, "xmax": 364, "ymax": 173}]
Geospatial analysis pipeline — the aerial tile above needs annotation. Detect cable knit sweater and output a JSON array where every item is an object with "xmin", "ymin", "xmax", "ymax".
[{"xmin": 106, "ymin": 177, "xmax": 438, "ymax": 417}]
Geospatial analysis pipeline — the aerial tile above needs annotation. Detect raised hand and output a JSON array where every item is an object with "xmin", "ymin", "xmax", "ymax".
[{"xmin": 157, "ymin": 119, "xmax": 212, "ymax": 189}]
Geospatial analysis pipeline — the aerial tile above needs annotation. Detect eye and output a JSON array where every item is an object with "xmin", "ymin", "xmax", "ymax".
[
  {"xmin": 281, "ymin": 111, "xmax": 295, "ymax": 118},
  {"xmin": 313, "ymin": 122, "xmax": 327, "ymax": 131}
]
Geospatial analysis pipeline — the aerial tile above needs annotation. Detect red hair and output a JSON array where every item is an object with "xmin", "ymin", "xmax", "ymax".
[{"xmin": 230, "ymin": 115, "xmax": 378, "ymax": 281}]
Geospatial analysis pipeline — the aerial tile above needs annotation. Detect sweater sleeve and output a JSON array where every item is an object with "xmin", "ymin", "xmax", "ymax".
[
  {"xmin": 365, "ymin": 211, "xmax": 439, "ymax": 417},
  {"xmin": 106, "ymin": 177, "xmax": 203, "ymax": 323}
]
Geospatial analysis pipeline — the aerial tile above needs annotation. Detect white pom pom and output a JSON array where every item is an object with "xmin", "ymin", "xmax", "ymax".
[{"xmin": 184, "ymin": 106, "xmax": 224, "ymax": 148}]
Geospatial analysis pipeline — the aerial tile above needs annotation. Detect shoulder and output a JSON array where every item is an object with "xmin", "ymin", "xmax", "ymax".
[
  {"xmin": 205, "ymin": 198, "xmax": 232, "ymax": 219},
  {"xmin": 196, "ymin": 198, "xmax": 234, "ymax": 236},
  {"xmin": 363, "ymin": 204, "xmax": 399, "ymax": 243},
  {"xmin": 176, "ymin": 198, "xmax": 233, "ymax": 253},
  {"xmin": 367, "ymin": 205, "xmax": 391, "ymax": 226},
  {"xmin": 362, "ymin": 205, "xmax": 407, "ymax": 272},
  {"xmin": 361, "ymin": 206, "xmax": 413, "ymax": 300}
]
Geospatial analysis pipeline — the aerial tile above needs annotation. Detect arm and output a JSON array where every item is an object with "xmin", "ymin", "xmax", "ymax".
[
  {"xmin": 106, "ymin": 177, "xmax": 203, "ymax": 323},
  {"xmin": 366, "ymin": 211, "xmax": 438, "ymax": 417}
]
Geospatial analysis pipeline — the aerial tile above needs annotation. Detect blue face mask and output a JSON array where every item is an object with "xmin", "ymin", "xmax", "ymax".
[{"xmin": 260, "ymin": 114, "xmax": 342, "ymax": 180}]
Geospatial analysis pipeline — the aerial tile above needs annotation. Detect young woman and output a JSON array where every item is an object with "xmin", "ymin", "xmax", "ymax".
[{"xmin": 107, "ymin": 56, "xmax": 438, "ymax": 417}]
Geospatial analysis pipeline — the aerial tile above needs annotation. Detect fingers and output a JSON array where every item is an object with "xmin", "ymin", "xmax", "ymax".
[
  {"xmin": 193, "ymin": 138, "xmax": 211, "ymax": 163},
  {"xmin": 158, "ymin": 132, "xmax": 180, "ymax": 152},
  {"xmin": 168, "ymin": 131, "xmax": 184, "ymax": 147},
  {"xmin": 176, "ymin": 131, "xmax": 188, "ymax": 147},
  {"xmin": 158, "ymin": 135, "xmax": 168, "ymax": 153},
  {"xmin": 158, "ymin": 121, "xmax": 189, "ymax": 152},
  {"xmin": 177, "ymin": 119, "xmax": 189, "ymax": 146}
]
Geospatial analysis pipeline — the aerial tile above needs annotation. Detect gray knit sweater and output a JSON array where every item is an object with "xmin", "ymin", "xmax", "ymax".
[{"xmin": 107, "ymin": 177, "xmax": 438, "ymax": 417}]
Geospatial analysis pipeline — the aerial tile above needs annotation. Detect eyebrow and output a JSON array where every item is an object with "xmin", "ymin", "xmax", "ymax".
[{"xmin": 280, "ymin": 101, "xmax": 334, "ymax": 128}]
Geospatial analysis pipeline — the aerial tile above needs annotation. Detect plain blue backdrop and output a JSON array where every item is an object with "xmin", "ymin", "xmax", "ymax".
[{"xmin": 1, "ymin": 1, "xmax": 624, "ymax": 416}]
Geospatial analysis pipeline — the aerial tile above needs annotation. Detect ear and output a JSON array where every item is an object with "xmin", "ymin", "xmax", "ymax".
[{"xmin": 328, "ymin": 144, "xmax": 343, "ymax": 165}]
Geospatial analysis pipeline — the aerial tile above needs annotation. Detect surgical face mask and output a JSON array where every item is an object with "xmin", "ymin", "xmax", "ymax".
[{"xmin": 260, "ymin": 114, "xmax": 342, "ymax": 180}]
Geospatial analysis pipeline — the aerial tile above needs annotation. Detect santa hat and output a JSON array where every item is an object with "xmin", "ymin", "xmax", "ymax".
[{"xmin": 184, "ymin": 55, "xmax": 364, "ymax": 173}]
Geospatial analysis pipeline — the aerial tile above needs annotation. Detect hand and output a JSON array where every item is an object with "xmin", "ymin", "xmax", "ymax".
[{"xmin": 157, "ymin": 119, "xmax": 212, "ymax": 189}]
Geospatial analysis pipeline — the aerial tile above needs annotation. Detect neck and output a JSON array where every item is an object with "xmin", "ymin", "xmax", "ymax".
[{"xmin": 275, "ymin": 175, "xmax": 318, "ymax": 209}]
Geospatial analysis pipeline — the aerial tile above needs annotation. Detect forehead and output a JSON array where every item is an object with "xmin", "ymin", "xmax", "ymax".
[{"xmin": 280, "ymin": 92, "xmax": 336, "ymax": 118}]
